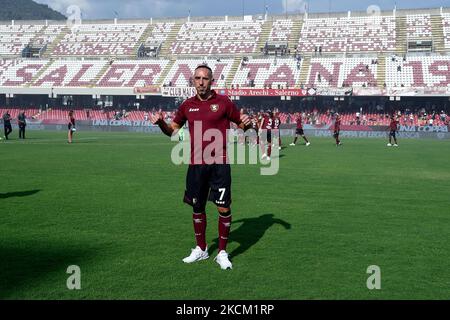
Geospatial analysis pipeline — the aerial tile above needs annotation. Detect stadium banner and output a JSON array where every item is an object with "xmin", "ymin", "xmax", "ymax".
[
  {"xmin": 385, "ymin": 87, "xmax": 450, "ymax": 96},
  {"xmin": 352, "ymin": 87, "xmax": 386, "ymax": 96},
  {"xmin": 133, "ymin": 86, "xmax": 161, "ymax": 94},
  {"xmin": 399, "ymin": 125, "xmax": 449, "ymax": 133},
  {"xmin": 160, "ymin": 87, "xmax": 308, "ymax": 97},
  {"xmin": 91, "ymin": 119, "xmax": 153, "ymax": 127},
  {"xmin": 308, "ymin": 88, "xmax": 353, "ymax": 96},
  {"xmin": 305, "ymin": 129, "xmax": 450, "ymax": 140},
  {"xmin": 161, "ymin": 86, "xmax": 197, "ymax": 97},
  {"xmin": 218, "ymin": 88, "xmax": 307, "ymax": 97}
]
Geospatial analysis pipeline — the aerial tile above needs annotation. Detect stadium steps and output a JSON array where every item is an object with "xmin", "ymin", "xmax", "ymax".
[
  {"xmin": 431, "ymin": 15, "xmax": 445, "ymax": 53},
  {"xmin": 225, "ymin": 57, "xmax": 242, "ymax": 88},
  {"xmin": 395, "ymin": 16, "xmax": 407, "ymax": 54},
  {"xmin": 288, "ymin": 19, "xmax": 303, "ymax": 52},
  {"xmin": 377, "ymin": 54, "xmax": 386, "ymax": 88},
  {"xmin": 297, "ymin": 55, "xmax": 311, "ymax": 88},
  {"xmin": 135, "ymin": 23, "xmax": 155, "ymax": 56},
  {"xmin": 159, "ymin": 22, "xmax": 183, "ymax": 57},
  {"xmin": 42, "ymin": 26, "xmax": 70, "ymax": 58},
  {"xmin": 30, "ymin": 25, "xmax": 48, "ymax": 44},
  {"xmin": 157, "ymin": 58, "xmax": 176, "ymax": 86},
  {"xmin": 26, "ymin": 59, "xmax": 54, "ymax": 87},
  {"xmin": 256, "ymin": 20, "xmax": 273, "ymax": 53}
]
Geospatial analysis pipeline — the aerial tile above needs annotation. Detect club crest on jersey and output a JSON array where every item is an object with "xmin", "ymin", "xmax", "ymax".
[{"xmin": 210, "ymin": 104, "xmax": 219, "ymax": 112}]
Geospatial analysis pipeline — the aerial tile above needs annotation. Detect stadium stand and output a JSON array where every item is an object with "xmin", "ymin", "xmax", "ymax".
[
  {"xmin": 268, "ymin": 19, "xmax": 293, "ymax": 42},
  {"xmin": 162, "ymin": 58, "xmax": 234, "ymax": 87},
  {"xmin": 385, "ymin": 54, "xmax": 450, "ymax": 87},
  {"xmin": 145, "ymin": 22, "xmax": 175, "ymax": 44},
  {"xmin": 32, "ymin": 59, "xmax": 108, "ymax": 87},
  {"xmin": 170, "ymin": 20, "xmax": 264, "ymax": 55},
  {"xmin": 97, "ymin": 59, "xmax": 170, "ymax": 87},
  {"xmin": 1, "ymin": 8, "xmax": 450, "ymax": 126},
  {"xmin": 299, "ymin": 16, "xmax": 396, "ymax": 53},
  {"xmin": 0, "ymin": 24, "xmax": 44, "ymax": 56},
  {"xmin": 306, "ymin": 57, "xmax": 378, "ymax": 88},
  {"xmin": 231, "ymin": 56, "xmax": 302, "ymax": 88},
  {"xmin": 406, "ymin": 14, "xmax": 433, "ymax": 38},
  {"xmin": 0, "ymin": 58, "xmax": 49, "ymax": 86},
  {"xmin": 3, "ymin": 106, "xmax": 445, "ymax": 128},
  {"xmin": 441, "ymin": 13, "xmax": 450, "ymax": 50},
  {"xmin": 52, "ymin": 23, "xmax": 147, "ymax": 57}
]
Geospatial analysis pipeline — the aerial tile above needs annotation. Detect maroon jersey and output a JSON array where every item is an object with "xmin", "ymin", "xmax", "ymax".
[
  {"xmin": 389, "ymin": 119, "xmax": 398, "ymax": 131},
  {"xmin": 334, "ymin": 118, "xmax": 341, "ymax": 132},
  {"xmin": 172, "ymin": 90, "xmax": 241, "ymax": 165},
  {"xmin": 296, "ymin": 116, "xmax": 303, "ymax": 129},
  {"xmin": 261, "ymin": 115, "xmax": 273, "ymax": 130},
  {"xmin": 273, "ymin": 117, "xmax": 281, "ymax": 129},
  {"xmin": 69, "ymin": 117, "xmax": 75, "ymax": 126}
]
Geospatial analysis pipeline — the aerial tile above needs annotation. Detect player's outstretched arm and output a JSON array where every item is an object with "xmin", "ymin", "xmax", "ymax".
[{"xmin": 150, "ymin": 111, "xmax": 180, "ymax": 137}]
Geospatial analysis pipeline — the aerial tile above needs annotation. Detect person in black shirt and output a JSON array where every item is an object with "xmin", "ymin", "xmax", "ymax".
[
  {"xmin": 68, "ymin": 110, "xmax": 76, "ymax": 143},
  {"xmin": 18, "ymin": 111, "xmax": 26, "ymax": 139},
  {"xmin": 3, "ymin": 111, "xmax": 12, "ymax": 140}
]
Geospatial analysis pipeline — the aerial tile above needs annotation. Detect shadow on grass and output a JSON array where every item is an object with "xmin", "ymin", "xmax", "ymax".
[
  {"xmin": 0, "ymin": 190, "xmax": 41, "ymax": 199},
  {"xmin": 209, "ymin": 213, "xmax": 291, "ymax": 259},
  {"xmin": 0, "ymin": 242, "xmax": 97, "ymax": 299}
]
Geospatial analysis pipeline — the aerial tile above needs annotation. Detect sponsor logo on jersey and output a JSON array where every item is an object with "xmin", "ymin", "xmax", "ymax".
[{"xmin": 189, "ymin": 108, "xmax": 199, "ymax": 112}]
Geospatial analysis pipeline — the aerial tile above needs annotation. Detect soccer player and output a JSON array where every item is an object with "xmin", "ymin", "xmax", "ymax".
[
  {"xmin": 272, "ymin": 112, "xmax": 282, "ymax": 150},
  {"xmin": 387, "ymin": 115, "xmax": 399, "ymax": 147},
  {"xmin": 2, "ymin": 110, "xmax": 12, "ymax": 140},
  {"xmin": 150, "ymin": 64, "xmax": 251, "ymax": 270},
  {"xmin": 290, "ymin": 112, "xmax": 310, "ymax": 146},
  {"xmin": 333, "ymin": 113, "xmax": 342, "ymax": 146},
  {"xmin": 68, "ymin": 110, "xmax": 76, "ymax": 143},
  {"xmin": 259, "ymin": 110, "xmax": 273, "ymax": 160},
  {"xmin": 18, "ymin": 111, "xmax": 26, "ymax": 139},
  {"xmin": 247, "ymin": 113, "xmax": 259, "ymax": 147}
]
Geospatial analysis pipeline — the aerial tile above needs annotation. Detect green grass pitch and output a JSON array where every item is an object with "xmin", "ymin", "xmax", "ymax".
[{"xmin": 0, "ymin": 130, "xmax": 449, "ymax": 299}]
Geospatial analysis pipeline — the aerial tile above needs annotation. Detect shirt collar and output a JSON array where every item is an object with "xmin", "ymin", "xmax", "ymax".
[{"xmin": 195, "ymin": 89, "xmax": 217, "ymax": 102}]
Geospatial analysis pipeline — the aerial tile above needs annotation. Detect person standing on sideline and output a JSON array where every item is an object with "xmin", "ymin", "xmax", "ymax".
[
  {"xmin": 272, "ymin": 111, "xmax": 282, "ymax": 150},
  {"xmin": 150, "ymin": 64, "xmax": 251, "ymax": 270},
  {"xmin": 18, "ymin": 111, "xmax": 27, "ymax": 139},
  {"xmin": 68, "ymin": 110, "xmax": 76, "ymax": 143},
  {"xmin": 259, "ymin": 110, "xmax": 273, "ymax": 161},
  {"xmin": 3, "ymin": 110, "xmax": 12, "ymax": 140},
  {"xmin": 333, "ymin": 113, "xmax": 342, "ymax": 146}
]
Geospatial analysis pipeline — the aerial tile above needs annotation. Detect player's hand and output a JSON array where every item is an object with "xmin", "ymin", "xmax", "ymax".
[
  {"xmin": 240, "ymin": 114, "xmax": 251, "ymax": 126},
  {"xmin": 150, "ymin": 110, "xmax": 163, "ymax": 124}
]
